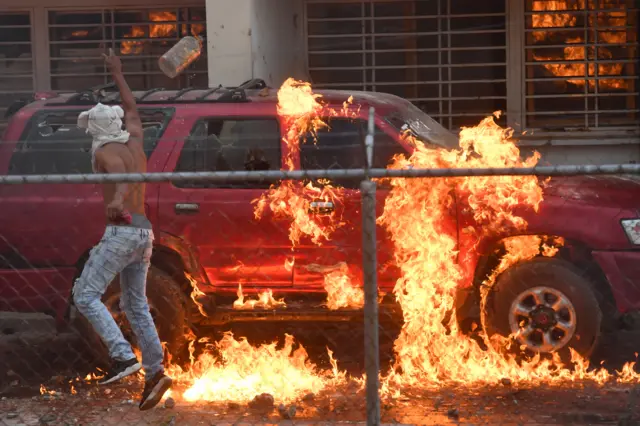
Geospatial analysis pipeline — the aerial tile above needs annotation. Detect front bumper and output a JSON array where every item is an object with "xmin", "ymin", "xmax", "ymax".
[{"xmin": 592, "ymin": 250, "xmax": 640, "ymax": 313}]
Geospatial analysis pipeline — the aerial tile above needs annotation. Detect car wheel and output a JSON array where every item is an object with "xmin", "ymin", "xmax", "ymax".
[
  {"xmin": 72, "ymin": 266, "xmax": 190, "ymax": 368},
  {"xmin": 482, "ymin": 257, "xmax": 602, "ymax": 363}
]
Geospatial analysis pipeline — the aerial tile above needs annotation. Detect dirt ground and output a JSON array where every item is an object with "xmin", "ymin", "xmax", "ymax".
[
  {"xmin": 2, "ymin": 378, "xmax": 640, "ymax": 425},
  {"xmin": 2, "ymin": 321, "xmax": 640, "ymax": 425}
]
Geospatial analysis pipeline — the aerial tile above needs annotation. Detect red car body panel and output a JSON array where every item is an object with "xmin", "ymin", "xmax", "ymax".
[{"xmin": 1, "ymin": 88, "xmax": 640, "ymax": 329}]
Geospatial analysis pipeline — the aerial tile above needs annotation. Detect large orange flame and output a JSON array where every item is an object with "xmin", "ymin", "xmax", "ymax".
[
  {"xmin": 378, "ymin": 112, "xmax": 637, "ymax": 389},
  {"xmin": 176, "ymin": 333, "xmax": 340, "ymax": 403},
  {"xmin": 253, "ymin": 79, "xmax": 348, "ymax": 247}
]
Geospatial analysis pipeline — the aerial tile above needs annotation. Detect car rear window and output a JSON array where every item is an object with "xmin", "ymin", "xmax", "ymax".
[{"xmin": 7, "ymin": 108, "xmax": 173, "ymax": 175}]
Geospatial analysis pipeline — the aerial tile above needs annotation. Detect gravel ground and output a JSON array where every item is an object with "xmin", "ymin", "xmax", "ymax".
[
  {"xmin": 2, "ymin": 321, "xmax": 640, "ymax": 425},
  {"xmin": 2, "ymin": 378, "xmax": 640, "ymax": 425}
]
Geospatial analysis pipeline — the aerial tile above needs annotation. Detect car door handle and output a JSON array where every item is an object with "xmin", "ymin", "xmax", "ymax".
[
  {"xmin": 309, "ymin": 201, "xmax": 335, "ymax": 214},
  {"xmin": 175, "ymin": 203, "xmax": 200, "ymax": 214}
]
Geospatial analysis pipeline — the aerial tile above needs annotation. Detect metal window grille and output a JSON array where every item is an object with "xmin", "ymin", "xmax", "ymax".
[
  {"xmin": 48, "ymin": 7, "xmax": 207, "ymax": 92},
  {"xmin": 524, "ymin": 0, "xmax": 639, "ymax": 130},
  {"xmin": 0, "ymin": 10, "xmax": 34, "ymax": 132},
  {"xmin": 305, "ymin": 0, "xmax": 508, "ymax": 130}
]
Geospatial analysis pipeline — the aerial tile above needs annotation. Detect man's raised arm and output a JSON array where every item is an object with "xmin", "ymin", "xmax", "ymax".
[{"xmin": 103, "ymin": 48, "xmax": 143, "ymax": 141}]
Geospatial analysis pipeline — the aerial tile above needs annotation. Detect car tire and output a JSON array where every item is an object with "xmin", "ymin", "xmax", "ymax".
[
  {"xmin": 72, "ymin": 266, "xmax": 190, "ymax": 368},
  {"xmin": 482, "ymin": 257, "xmax": 602, "ymax": 363}
]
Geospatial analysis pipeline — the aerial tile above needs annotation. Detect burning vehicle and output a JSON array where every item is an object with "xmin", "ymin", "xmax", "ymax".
[{"xmin": 1, "ymin": 75, "xmax": 640, "ymax": 401}]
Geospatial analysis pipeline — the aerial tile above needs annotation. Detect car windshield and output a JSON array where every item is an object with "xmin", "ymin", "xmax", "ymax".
[{"xmin": 384, "ymin": 102, "xmax": 459, "ymax": 151}]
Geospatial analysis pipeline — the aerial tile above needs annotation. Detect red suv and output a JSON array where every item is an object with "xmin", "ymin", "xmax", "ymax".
[{"xmin": 1, "ymin": 79, "xmax": 639, "ymax": 363}]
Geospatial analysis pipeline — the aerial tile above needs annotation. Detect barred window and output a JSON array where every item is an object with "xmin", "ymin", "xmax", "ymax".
[
  {"xmin": 525, "ymin": 0, "xmax": 639, "ymax": 130},
  {"xmin": 48, "ymin": 7, "xmax": 207, "ymax": 92},
  {"xmin": 306, "ymin": 0, "xmax": 508, "ymax": 130},
  {"xmin": 0, "ymin": 11, "xmax": 33, "ymax": 131}
]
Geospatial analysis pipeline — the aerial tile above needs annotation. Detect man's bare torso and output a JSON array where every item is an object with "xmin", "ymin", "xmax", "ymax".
[{"xmin": 95, "ymin": 137, "xmax": 147, "ymax": 224}]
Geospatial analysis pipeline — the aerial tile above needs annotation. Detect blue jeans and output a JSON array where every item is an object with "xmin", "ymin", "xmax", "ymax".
[{"xmin": 73, "ymin": 226, "xmax": 164, "ymax": 379}]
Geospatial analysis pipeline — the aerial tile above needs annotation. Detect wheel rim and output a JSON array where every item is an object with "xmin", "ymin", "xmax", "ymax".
[
  {"xmin": 508, "ymin": 286, "xmax": 577, "ymax": 353},
  {"xmin": 104, "ymin": 294, "xmax": 159, "ymax": 346}
]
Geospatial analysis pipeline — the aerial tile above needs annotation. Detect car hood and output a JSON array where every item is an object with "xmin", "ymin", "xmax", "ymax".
[{"xmin": 543, "ymin": 175, "xmax": 640, "ymax": 210}]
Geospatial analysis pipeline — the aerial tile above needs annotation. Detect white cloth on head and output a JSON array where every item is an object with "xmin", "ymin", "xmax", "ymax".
[{"xmin": 77, "ymin": 103, "xmax": 130, "ymax": 172}]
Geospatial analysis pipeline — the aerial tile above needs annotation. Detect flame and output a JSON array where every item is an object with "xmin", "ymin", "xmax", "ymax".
[
  {"xmin": 177, "ymin": 333, "xmax": 341, "ymax": 403},
  {"xmin": 254, "ymin": 180, "xmax": 344, "ymax": 247},
  {"xmin": 285, "ymin": 257, "xmax": 295, "ymax": 272},
  {"xmin": 186, "ymin": 273, "xmax": 208, "ymax": 317},
  {"xmin": 83, "ymin": 372, "xmax": 100, "ymax": 382},
  {"xmin": 233, "ymin": 284, "xmax": 286, "ymax": 310},
  {"xmin": 531, "ymin": 0, "xmax": 627, "ymax": 90},
  {"xmin": 160, "ymin": 80, "xmax": 640, "ymax": 407},
  {"xmin": 306, "ymin": 263, "xmax": 365, "ymax": 310},
  {"xmin": 39, "ymin": 385, "xmax": 55, "ymax": 395},
  {"xmin": 377, "ymin": 110, "xmax": 638, "ymax": 388},
  {"xmin": 253, "ymin": 79, "xmax": 350, "ymax": 247},
  {"xmin": 71, "ymin": 30, "xmax": 89, "ymax": 38},
  {"xmin": 121, "ymin": 11, "xmax": 199, "ymax": 55}
]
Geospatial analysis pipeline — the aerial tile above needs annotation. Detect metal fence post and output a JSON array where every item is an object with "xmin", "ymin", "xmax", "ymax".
[
  {"xmin": 362, "ymin": 107, "xmax": 381, "ymax": 425},
  {"xmin": 362, "ymin": 178, "xmax": 381, "ymax": 425}
]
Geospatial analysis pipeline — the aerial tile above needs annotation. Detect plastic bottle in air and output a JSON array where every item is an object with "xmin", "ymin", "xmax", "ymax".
[{"xmin": 158, "ymin": 36, "xmax": 202, "ymax": 79}]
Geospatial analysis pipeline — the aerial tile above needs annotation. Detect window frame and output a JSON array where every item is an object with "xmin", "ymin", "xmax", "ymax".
[
  {"xmin": 172, "ymin": 116, "xmax": 283, "ymax": 190},
  {"xmin": 45, "ymin": 5, "xmax": 207, "ymax": 91},
  {"xmin": 9, "ymin": 106, "xmax": 174, "ymax": 175},
  {"xmin": 304, "ymin": 0, "xmax": 509, "ymax": 131},
  {"xmin": 519, "ymin": 0, "xmax": 639, "ymax": 132}
]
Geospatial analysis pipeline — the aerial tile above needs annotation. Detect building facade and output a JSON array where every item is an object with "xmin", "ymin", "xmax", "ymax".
[
  {"xmin": 2, "ymin": 0, "xmax": 638, "ymax": 164},
  {"xmin": 0, "ymin": 0, "xmax": 208, "ymax": 128}
]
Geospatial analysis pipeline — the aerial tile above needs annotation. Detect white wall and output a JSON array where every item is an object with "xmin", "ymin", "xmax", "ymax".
[
  {"xmin": 206, "ymin": 0, "xmax": 308, "ymax": 88},
  {"xmin": 250, "ymin": 0, "xmax": 307, "ymax": 87},
  {"xmin": 205, "ymin": 0, "xmax": 253, "ymax": 87}
]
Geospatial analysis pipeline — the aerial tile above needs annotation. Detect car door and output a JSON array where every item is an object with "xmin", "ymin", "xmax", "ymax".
[
  {"xmin": 293, "ymin": 115, "xmax": 408, "ymax": 293},
  {"xmin": 158, "ymin": 107, "xmax": 294, "ymax": 293}
]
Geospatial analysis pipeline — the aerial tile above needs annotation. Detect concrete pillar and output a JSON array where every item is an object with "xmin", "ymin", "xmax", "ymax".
[
  {"xmin": 206, "ymin": 0, "xmax": 308, "ymax": 88},
  {"xmin": 205, "ymin": 0, "xmax": 253, "ymax": 87}
]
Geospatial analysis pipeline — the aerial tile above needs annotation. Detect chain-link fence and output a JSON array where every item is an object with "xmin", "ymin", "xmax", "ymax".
[{"xmin": 3, "ymin": 109, "xmax": 640, "ymax": 425}]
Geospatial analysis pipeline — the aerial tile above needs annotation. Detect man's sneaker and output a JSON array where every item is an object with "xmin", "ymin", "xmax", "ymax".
[
  {"xmin": 139, "ymin": 371, "xmax": 172, "ymax": 411},
  {"xmin": 98, "ymin": 358, "xmax": 141, "ymax": 385}
]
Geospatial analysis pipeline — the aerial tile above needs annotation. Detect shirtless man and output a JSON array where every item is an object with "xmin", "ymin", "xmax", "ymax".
[{"xmin": 73, "ymin": 48, "xmax": 172, "ymax": 411}]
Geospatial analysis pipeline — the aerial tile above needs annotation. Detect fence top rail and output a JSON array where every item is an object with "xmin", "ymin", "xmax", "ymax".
[{"xmin": 1, "ymin": 165, "xmax": 640, "ymax": 185}]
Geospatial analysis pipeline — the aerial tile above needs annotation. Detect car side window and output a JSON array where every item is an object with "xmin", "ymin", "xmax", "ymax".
[
  {"xmin": 174, "ymin": 118, "xmax": 282, "ymax": 189},
  {"xmin": 300, "ymin": 118, "xmax": 407, "ymax": 188},
  {"xmin": 8, "ymin": 109, "xmax": 170, "ymax": 175}
]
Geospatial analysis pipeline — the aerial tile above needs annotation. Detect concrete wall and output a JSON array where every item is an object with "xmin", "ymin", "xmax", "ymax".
[
  {"xmin": 206, "ymin": 0, "xmax": 307, "ymax": 88},
  {"xmin": 250, "ymin": 0, "xmax": 307, "ymax": 87},
  {"xmin": 205, "ymin": 0, "xmax": 253, "ymax": 87}
]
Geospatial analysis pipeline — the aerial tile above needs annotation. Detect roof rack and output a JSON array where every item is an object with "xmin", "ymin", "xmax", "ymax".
[
  {"xmin": 58, "ymin": 78, "xmax": 269, "ymax": 106},
  {"xmin": 138, "ymin": 87, "xmax": 165, "ymax": 101},
  {"xmin": 169, "ymin": 87, "xmax": 197, "ymax": 101},
  {"xmin": 196, "ymin": 85, "xmax": 222, "ymax": 100}
]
